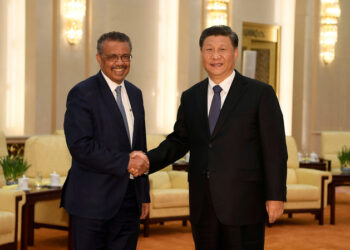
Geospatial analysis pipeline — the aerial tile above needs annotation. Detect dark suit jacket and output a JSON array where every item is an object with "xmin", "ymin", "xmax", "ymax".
[
  {"xmin": 147, "ymin": 70, "xmax": 287, "ymax": 226},
  {"xmin": 61, "ymin": 71, "xmax": 150, "ymax": 220}
]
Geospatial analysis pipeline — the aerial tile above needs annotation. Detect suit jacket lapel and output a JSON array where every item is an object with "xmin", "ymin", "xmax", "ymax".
[
  {"xmin": 97, "ymin": 72, "xmax": 132, "ymax": 148},
  {"xmin": 124, "ymin": 81, "xmax": 138, "ymax": 149},
  {"xmin": 211, "ymin": 70, "xmax": 248, "ymax": 138},
  {"xmin": 196, "ymin": 79, "xmax": 211, "ymax": 138}
]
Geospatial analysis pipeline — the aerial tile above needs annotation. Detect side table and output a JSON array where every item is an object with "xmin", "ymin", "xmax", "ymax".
[
  {"xmin": 299, "ymin": 161, "xmax": 328, "ymax": 171},
  {"xmin": 21, "ymin": 187, "xmax": 73, "ymax": 250},
  {"xmin": 172, "ymin": 161, "xmax": 189, "ymax": 171},
  {"xmin": 328, "ymin": 172, "xmax": 350, "ymax": 225}
]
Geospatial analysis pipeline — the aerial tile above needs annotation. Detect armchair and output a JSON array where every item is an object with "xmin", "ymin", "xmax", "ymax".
[
  {"xmin": 141, "ymin": 134, "xmax": 189, "ymax": 236},
  {"xmin": 0, "ymin": 189, "xmax": 26, "ymax": 250},
  {"xmin": 320, "ymin": 131, "xmax": 350, "ymax": 173},
  {"xmin": 144, "ymin": 170, "xmax": 189, "ymax": 236},
  {"xmin": 23, "ymin": 134, "xmax": 71, "ymax": 229},
  {"xmin": 284, "ymin": 136, "xmax": 332, "ymax": 225}
]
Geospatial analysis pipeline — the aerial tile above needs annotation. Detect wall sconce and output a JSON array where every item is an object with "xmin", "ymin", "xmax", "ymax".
[
  {"xmin": 62, "ymin": 0, "xmax": 86, "ymax": 45},
  {"xmin": 203, "ymin": 0, "xmax": 231, "ymax": 28},
  {"xmin": 320, "ymin": 0, "xmax": 341, "ymax": 64}
]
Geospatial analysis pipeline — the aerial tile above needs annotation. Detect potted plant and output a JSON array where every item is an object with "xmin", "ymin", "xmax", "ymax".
[
  {"xmin": 0, "ymin": 155, "xmax": 30, "ymax": 185},
  {"xmin": 337, "ymin": 146, "xmax": 350, "ymax": 173}
]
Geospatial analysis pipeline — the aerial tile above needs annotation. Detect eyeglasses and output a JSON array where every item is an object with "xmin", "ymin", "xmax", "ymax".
[{"xmin": 101, "ymin": 54, "xmax": 132, "ymax": 62}]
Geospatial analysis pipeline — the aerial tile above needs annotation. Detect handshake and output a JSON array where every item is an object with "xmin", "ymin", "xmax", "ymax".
[{"xmin": 128, "ymin": 151, "xmax": 150, "ymax": 177}]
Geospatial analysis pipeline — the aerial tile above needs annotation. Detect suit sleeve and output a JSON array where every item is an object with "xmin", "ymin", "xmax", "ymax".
[
  {"xmin": 258, "ymin": 85, "xmax": 288, "ymax": 201},
  {"xmin": 147, "ymin": 94, "xmax": 190, "ymax": 173},
  {"xmin": 139, "ymin": 92, "xmax": 150, "ymax": 203},
  {"xmin": 64, "ymin": 86, "xmax": 129, "ymax": 177}
]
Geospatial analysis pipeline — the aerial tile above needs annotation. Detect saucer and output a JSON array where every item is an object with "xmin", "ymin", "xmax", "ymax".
[{"xmin": 49, "ymin": 183, "xmax": 62, "ymax": 187}]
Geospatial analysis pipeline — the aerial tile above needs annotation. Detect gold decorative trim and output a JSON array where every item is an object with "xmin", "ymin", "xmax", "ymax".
[
  {"xmin": 242, "ymin": 22, "xmax": 281, "ymax": 97},
  {"xmin": 6, "ymin": 136, "xmax": 28, "ymax": 157}
]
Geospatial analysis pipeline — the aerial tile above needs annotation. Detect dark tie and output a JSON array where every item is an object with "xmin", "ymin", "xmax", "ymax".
[
  {"xmin": 115, "ymin": 86, "xmax": 131, "ymax": 143},
  {"xmin": 208, "ymin": 85, "xmax": 222, "ymax": 134}
]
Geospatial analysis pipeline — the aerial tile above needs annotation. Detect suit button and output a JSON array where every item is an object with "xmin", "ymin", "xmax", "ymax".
[{"xmin": 208, "ymin": 144, "xmax": 212, "ymax": 148}]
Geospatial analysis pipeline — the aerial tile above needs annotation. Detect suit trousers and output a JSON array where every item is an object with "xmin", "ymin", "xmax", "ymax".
[
  {"xmin": 71, "ymin": 179, "xmax": 140, "ymax": 250},
  {"xmin": 191, "ymin": 178, "xmax": 265, "ymax": 250}
]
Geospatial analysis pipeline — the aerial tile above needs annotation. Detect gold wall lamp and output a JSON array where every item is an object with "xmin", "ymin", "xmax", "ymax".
[
  {"xmin": 62, "ymin": 0, "xmax": 86, "ymax": 45},
  {"xmin": 320, "ymin": 0, "xmax": 341, "ymax": 64},
  {"xmin": 203, "ymin": 0, "xmax": 231, "ymax": 29}
]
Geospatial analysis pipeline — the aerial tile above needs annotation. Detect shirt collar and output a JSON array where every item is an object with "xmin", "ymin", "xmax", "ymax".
[
  {"xmin": 208, "ymin": 70, "xmax": 235, "ymax": 93},
  {"xmin": 101, "ymin": 70, "xmax": 125, "ymax": 92}
]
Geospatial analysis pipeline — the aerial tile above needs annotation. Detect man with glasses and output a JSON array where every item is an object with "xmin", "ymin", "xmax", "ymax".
[{"xmin": 61, "ymin": 31, "xmax": 150, "ymax": 250}]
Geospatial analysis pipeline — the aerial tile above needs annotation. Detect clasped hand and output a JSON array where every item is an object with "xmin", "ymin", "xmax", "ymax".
[{"xmin": 128, "ymin": 151, "xmax": 149, "ymax": 177}]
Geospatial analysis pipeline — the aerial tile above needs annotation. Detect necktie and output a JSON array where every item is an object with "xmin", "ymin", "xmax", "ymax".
[
  {"xmin": 115, "ymin": 86, "xmax": 131, "ymax": 144},
  {"xmin": 208, "ymin": 85, "xmax": 222, "ymax": 134}
]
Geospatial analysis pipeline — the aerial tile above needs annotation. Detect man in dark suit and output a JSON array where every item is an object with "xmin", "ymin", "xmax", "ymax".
[
  {"xmin": 61, "ymin": 31, "xmax": 150, "ymax": 250},
  {"xmin": 131, "ymin": 25, "xmax": 287, "ymax": 249}
]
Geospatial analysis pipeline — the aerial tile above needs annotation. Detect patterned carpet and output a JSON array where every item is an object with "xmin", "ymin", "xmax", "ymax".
[
  {"xmin": 336, "ymin": 186, "xmax": 350, "ymax": 195},
  {"xmin": 25, "ymin": 190, "xmax": 350, "ymax": 250}
]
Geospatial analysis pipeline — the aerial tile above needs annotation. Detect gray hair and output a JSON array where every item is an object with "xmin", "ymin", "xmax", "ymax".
[{"xmin": 97, "ymin": 31, "xmax": 132, "ymax": 54}]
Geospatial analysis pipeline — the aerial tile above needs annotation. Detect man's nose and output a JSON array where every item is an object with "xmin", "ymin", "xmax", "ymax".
[{"xmin": 211, "ymin": 51, "xmax": 221, "ymax": 59}]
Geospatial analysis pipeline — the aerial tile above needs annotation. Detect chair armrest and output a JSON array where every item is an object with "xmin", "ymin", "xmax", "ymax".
[
  {"xmin": 0, "ymin": 174, "xmax": 6, "ymax": 187},
  {"xmin": 0, "ymin": 189, "xmax": 26, "ymax": 212},
  {"xmin": 319, "ymin": 157, "xmax": 332, "ymax": 171},
  {"xmin": 295, "ymin": 168, "xmax": 332, "ymax": 206},
  {"xmin": 295, "ymin": 168, "xmax": 332, "ymax": 187},
  {"xmin": 0, "ymin": 189, "xmax": 26, "ymax": 243}
]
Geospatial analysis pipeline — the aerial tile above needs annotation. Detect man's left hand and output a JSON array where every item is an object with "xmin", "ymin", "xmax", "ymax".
[
  {"xmin": 266, "ymin": 200, "xmax": 284, "ymax": 223},
  {"xmin": 140, "ymin": 203, "xmax": 150, "ymax": 219}
]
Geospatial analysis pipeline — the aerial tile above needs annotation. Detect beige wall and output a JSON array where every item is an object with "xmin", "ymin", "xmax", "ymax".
[
  {"xmin": 18, "ymin": 0, "xmax": 295, "ymax": 135},
  {"xmin": 25, "ymin": 0, "xmax": 54, "ymax": 135},
  {"xmin": 22, "ymin": 0, "xmax": 202, "ymax": 135},
  {"xmin": 293, "ymin": 0, "xmax": 350, "ymax": 154},
  {"xmin": 0, "ymin": 0, "xmax": 25, "ymax": 135},
  {"xmin": 3, "ymin": 0, "xmax": 348, "ymax": 146},
  {"xmin": 232, "ymin": 0, "xmax": 296, "ymax": 135}
]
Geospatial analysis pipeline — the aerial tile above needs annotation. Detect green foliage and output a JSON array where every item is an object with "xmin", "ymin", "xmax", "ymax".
[
  {"xmin": 0, "ymin": 155, "xmax": 30, "ymax": 182},
  {"xmin": 338, "ymin": 146, "xmax": 350, "ymax": 167}
]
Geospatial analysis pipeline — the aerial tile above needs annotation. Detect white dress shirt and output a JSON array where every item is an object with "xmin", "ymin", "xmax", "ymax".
[
  {"xmin": 101, "ymin": 71, "xmax": 134, "ymax": 145},
  {"xmin": 207, "ymin": 70, "xmax": 236, "ymax": 115},
  {"xmin": 101, "ymin": 71, "xmax": 135, "ymax": 179}
]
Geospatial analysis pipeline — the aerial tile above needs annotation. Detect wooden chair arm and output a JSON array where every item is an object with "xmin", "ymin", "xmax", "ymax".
[{"xmin": 319, "ymin": 157, "xmax": 332, "ymax": 171}]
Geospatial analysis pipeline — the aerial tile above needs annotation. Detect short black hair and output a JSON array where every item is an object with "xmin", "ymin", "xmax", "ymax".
[
  {"xmin": 97, "ymin": 31, "xmax": 132, "ymax": 54},
  {"xmin": 199, "ymin": 25, "xmax": 239, "ymax": 49}
]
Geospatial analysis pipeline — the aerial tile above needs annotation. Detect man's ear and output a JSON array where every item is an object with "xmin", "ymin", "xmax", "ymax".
[
  {"xmin": 234, "ymin": 48, "xmax": 239, "ymax": 61},
  {"xmin": 96, "ymin": 53, "xmax": 102, "ymax": 66}
]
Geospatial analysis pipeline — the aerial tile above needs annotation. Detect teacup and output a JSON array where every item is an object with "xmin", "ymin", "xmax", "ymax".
[
  {"xmin": 310, "ymin": 152, "xmax": 319, "ymax": 162},
  {"xmin": 50, "ymin": 171, "xmax": 61, "ymax": 187},
  {"xmin": 18, "ymin": 175, "xmax": 29, "ymax": 190}
]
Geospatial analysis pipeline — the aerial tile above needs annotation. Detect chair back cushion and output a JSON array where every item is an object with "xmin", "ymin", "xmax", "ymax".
[
  {"xmin": 0, "ymin": 131, "xmax": 8, "ymax": 158},
  {"xmin": 286, "ymin": 136, "xmax": 299, "ymax": 169},
  {"xmin": 24, "ymin": 135, "xmax": 71, "ymax": 177},
  {"xmin": 147, "ymin": 134, "xmax": 166, "ymax": 151},
  {"xmin": 321, "ymin": 131, "xmax": 350, "ymax": 169},
  {"xmin": 147, "ymin": 134, "xmax": 172, "ymax": 171},
  {"xmin": 168, "ymin": 170, "xmax": 188, "ymax": 189},
  {"xmin": 149, "ymin": 171, "xmax": 171, "ymax": 189}
]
